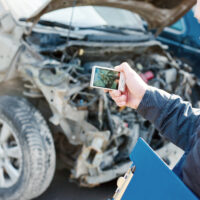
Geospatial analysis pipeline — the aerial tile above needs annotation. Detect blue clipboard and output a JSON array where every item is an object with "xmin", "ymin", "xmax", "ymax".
[{"xmin": 113, "ymin": 138, "xmax": 198, "ymax": 200}]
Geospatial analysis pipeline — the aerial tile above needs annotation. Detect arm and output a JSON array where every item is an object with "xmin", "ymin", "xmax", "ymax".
[
  {"xmin": 138, "ymin": 89, "xmax": 200, "ymax": 196},
  {"xmin": 108, "ymin": 62, "xmax": 200, "ymax": 151},
  {"xmin": 137, "ymin": 86, "xmax": 200, "ymax": 150},
  {"xmin": 108, "ymin": 63, "xmax": 200, "ymax": 196}
]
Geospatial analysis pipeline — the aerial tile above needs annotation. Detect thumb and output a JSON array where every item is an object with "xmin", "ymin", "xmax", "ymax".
[
  {"xmin": 115, "ymin": 62, "xmax": 131, "ymax": 74},
  {"xmin": 115, "ymin": 65, "xmax": 123, "ymax": 72}
]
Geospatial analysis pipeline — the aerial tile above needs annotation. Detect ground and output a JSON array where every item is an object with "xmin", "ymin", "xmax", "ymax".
[{"xmin": 36, "ymin": 170, "xmax": 115, "ymax": 200}]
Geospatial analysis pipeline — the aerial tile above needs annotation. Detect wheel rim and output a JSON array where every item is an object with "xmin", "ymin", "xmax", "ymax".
[{"xmin": 0, "ymin": 119, "xmax": 22, "ymax": 188}]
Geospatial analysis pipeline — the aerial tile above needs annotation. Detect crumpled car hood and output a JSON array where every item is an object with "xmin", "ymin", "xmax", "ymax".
[{"xmin": 25, "ymin": 0, "xmax": 196, "ymax": 32}]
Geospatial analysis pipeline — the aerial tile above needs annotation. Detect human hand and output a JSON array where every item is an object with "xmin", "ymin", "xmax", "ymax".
[
  {"xmin": 195, "ymin": 0, "xmax": 200, "ymax": 22},
  {"xmin": 108, "ymin": 62, "xmax": 148, "ymax": 109}
]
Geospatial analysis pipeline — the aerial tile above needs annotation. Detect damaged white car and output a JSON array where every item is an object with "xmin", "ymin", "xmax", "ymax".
[{"xmin": 0, "ymin": 0, "xmax": 197, "ymax": 199}]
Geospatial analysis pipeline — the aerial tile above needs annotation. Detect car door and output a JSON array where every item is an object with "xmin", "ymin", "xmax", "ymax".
[
  {"xmin": 157, "ymin": 9, "xmax": 200, "ymax": 76},
  {"xmin": 157, "ymin": 17, "xmax": 187, "ymax": 58}
]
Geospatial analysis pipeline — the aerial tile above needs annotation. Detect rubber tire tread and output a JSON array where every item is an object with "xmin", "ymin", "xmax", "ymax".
[{"xmin": 0, "ymin": 96, "xmax": 56, "ymax": 200}]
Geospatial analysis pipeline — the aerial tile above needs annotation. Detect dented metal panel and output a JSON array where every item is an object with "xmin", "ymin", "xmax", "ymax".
[
  {"xmin": 0, "ymin": 0, "xmax": 196, "ymax": 31},
  {"xmin": 14, "ymin": 34, "xmax": 197, "ymax": 186},
  {"xmin": 0, "ymin": 0, "xmax": 198, "ymax": 189},
  {"xmin": 26, "ymin": 0, "xmax": 196, "ymax": 31}
]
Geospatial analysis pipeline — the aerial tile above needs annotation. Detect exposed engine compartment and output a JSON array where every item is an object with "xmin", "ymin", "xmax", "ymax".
[
  {"xmin": 0, "ymin": 2, "xmax": 198, "ymax": 199},
  {"xmin": 18, "ymin": 31, "xmax": 200, "ymax": 187}
]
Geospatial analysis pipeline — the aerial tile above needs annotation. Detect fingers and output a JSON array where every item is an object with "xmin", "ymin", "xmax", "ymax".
[
  {"xmin": 115, "ymin": 94, "xmax": 127, "ymax": 107},
  {"xmin": 117, "ymin": 101, "xmax": 126, "ymax": 107},
  {"xmin": 109, "ymin": 90, "xmax": 121, "ymax": 99},
  {"xmin": 109, "ymin": 91, "xmax": 127, "ymax": 107},
  {"xmin": 115, "ymin": 95, "xmax": 127, "ymax": 104},
  {"xmin": 104, "ymin": 90, "xmax": 126, "ymax": 107}
]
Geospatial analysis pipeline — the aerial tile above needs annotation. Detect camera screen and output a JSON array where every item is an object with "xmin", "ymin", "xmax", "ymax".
[{"xmin": 93, "ymin": 68, "xmax": 120, "ymax": 90}]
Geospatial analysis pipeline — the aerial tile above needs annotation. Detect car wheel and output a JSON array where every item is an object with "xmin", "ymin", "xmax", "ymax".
[{"xmin": 0, "ymin": 96, "xmax": 56, "ymax": 200}]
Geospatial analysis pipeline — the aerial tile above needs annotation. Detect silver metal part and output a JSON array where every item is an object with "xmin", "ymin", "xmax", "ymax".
[
  {"xmin": 0, "ymin": 1, "xmax": 198, "ymax": 188},
  {"xmin": 0, "ymin": 119, "xmax": 22, "ymax": 188},
  {"xmin": 113, "ymin": 165, "xmax": 135, "ymax": 200}
]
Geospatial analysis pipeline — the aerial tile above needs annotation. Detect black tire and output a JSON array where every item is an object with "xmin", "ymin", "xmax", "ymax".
[{"xmin": 0, "ymin": 96, "xmax": 56, "ymax": 200}]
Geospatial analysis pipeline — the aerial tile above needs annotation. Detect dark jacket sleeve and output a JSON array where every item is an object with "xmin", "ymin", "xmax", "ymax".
[
  {"xmin": 137, "ymin": 86, "xmax": 200, "ymax": 197},
  {"xmin": 137, "ymin": 86, "xmax": 200, "ymax": 151}
]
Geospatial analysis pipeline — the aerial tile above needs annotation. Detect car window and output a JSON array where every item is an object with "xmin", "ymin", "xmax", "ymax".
[
  {"xmin": 170, "ymin": 20, "xmax": 184, "ymax": 32},
  {"xmin": 0, "ymin": 0, "xmax": 145, "ymax": 32},
  {"xmin": 164, "ymin": 18, "xmax": 185, "ymax": 34},
  {"xmin": 41, "ymin": 6, "xmax": 145, "ymax": 31}
]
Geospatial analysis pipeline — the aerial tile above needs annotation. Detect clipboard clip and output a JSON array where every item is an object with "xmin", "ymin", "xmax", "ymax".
[{"xmin": 113, "ymin": 165, "xmax": 136, "ymax": 200}]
